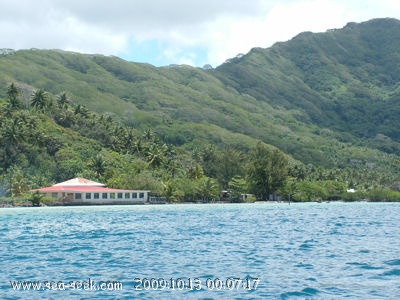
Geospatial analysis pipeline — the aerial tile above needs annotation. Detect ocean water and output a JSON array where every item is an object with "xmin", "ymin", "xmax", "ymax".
[{"xmin": 0, "ymin": 202, "xmax": 399, "ymax": 299}]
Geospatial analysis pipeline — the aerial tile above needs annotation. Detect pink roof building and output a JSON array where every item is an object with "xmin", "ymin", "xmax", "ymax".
[{"xmin": 32, "ymin": 178, "xmax": 150, "ymax": 205}]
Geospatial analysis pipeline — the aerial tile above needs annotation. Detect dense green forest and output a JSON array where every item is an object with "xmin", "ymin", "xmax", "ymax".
[{"xmin": 1, "ymin": 18, "xmax": 400, "ymax": 204}]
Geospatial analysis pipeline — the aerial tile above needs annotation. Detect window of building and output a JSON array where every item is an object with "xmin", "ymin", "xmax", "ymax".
[
  {"xmin": 94, "ymin": 193, "xmax": 99, "ymax": 199},
  {"xmin": 117, "ymin": 192, "xmax": 123, "ymax": 199},
  {"xmin": 102, "ymin": 193, "xmax": 108, "ymax": 199},
  {"xmin": 86, "ymin": 193, "xmax": 91, "ymax": 200},
  {"xmin": 125, "ymin": 192, "xmax": 130, "ymax": 199},
  {"xmin": 139, "ymin": 192, "xmax": 144, "ymax": 198},
  {"xmin": 75, "ymin": 193, "xmax": 82, "ymax": 200},
  {"xmin": 51, "ymin": 192, "xmax": 58, "ymax": 198},
  {"xmin": 110, "ymin": 193, "xmax": 115, "ymax": 199},
  {"xmin": 132, "ymin": 192, "xmax": 137, "ymax": 198}
]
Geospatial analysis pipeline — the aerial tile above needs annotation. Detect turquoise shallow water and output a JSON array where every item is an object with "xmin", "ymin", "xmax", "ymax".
[{"xmin": 0, "ymin": 202, "xmax": 399, "ymax": 299}]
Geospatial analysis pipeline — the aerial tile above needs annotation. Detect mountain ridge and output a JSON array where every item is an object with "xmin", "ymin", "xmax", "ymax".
[
  {"xmin": 1, "ymin": 18, "xmax": 400, "ymax": 175},
  {"xmin": 214, "ymin": 18, "xmax": 400, "ymax": 134}
]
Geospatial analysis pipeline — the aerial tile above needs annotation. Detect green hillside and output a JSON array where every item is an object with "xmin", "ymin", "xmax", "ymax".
[
  {"xmin": 215, "ymin": 18, "xmax": 400, "ymax": 140},
  {"xmin": 1, "ymin": 18, "xmax": 400, "ymax": 202}
]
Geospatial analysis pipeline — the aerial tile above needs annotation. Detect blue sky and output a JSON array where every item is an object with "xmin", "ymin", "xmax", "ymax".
[
  {"xmin": 1, "ymin": 0, "xmax": 400, "ymax": 67},
  {"xmin": 120, "ymin": 38, "xmax": 209, "ymax": 67}
]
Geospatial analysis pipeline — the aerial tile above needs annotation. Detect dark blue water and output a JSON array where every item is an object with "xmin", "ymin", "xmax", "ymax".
[{"xmin": 1, "ymin": 202, "xmax": 399, "ymax": 299}]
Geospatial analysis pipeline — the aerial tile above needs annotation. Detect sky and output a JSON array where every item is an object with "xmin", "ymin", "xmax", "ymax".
[{"xmin": 1, "ymin": 0, "xmax": 400, "ymax": 67}]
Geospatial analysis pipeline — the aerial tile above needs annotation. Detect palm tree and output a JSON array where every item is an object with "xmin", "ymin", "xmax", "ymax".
[
  {"xmin": 15, "ymin": 111, "xmax": 38, "ymax": 144},
  {"xmin": 146, "ymin": 143, "xmax": 167, "ymax": 167},
  {"xmin": 124, "ymin": 128, "xmax": 136, "ymax": 153},
  {"xmin": 57, "ymin": 92, "xmax": 71, "ymax": 109},
  {"xmin": 74, "ymin": 104, "xmax": 89, "ymax": 118},
  {"xmin": 6, "ymin": 83, "xmax": 23, "ymax": 109},
  {"xmin": 196, "ymin": 177, "xmax": 219, "ymax": 202},
  {"xmin": 1, "ymin": 118, "xmax": 26, "ymax": 169},
  {"xmin": 31, "ymin": 89, "xmax": 50, "ymax": 112},
  {"xmin": 109, "ymin": 125, "xmax": 126, "ymax": 151},
  {"xmin": 3, "ymin": 118, "xmax": 25, "ymax": 146},
  {"xmin": 11, "ymin": 169, "xmax": 30, "ymax": 196},
  {"xmin": 55, "ymin": 109, "xmax": 76, "ymax": 127},
  {"xmin": 102, "ymin": 115, "xmax": 114, "ymax": 130},
  {"xmin": 142, "ymin": 128, "xmax": 155, "ymax": 141},
  {"xmin": 2, "ymin": 103, "xmax": 15, "ymax": 117},
  {"xmin": 133, "ymin": 137, "xmax": 143, "ymax": 155},
  {"xmin": 89, "ymin": 154, "xmax": 106, "ymax": 177}
]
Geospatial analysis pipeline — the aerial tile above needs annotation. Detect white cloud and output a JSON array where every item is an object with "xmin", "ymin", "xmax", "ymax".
[
  {"xmin": 198, "ymin": 0, "xmax": 400, "ymax": 66},
  {"xmin": 166, "ymin": 0, "xmax": 350, "ymax": 66},
  {"xmin": 0, "ymin": 0, "xmax": 400, "ymax": 66}
]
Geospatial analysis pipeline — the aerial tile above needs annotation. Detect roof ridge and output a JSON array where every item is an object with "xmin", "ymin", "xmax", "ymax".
[{"xmin": 53, "ymin": 177, "xmax": 105, "ymax": 187}]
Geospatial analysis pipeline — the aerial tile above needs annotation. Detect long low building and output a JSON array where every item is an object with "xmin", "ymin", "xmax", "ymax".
[{"xmin": 32, "ymin": 178, "xmax": 150, "ymax": 205}]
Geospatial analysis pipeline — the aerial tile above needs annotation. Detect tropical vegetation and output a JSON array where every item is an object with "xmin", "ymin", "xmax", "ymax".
[{"xmin": 1, "ymin": 18, "xmax": 400, "ymax": 204}]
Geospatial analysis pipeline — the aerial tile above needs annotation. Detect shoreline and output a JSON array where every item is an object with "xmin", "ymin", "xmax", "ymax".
[{"xmin": 0, "ymin": 199, "xmax": 389, "ymax": 208}]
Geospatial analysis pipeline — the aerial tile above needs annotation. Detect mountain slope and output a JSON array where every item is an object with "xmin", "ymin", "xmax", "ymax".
[
  {"xmin": 215, "ymin": 18, "xmax": 400, "ymax": 139},
  {"xmin": 1, "ymin": 18, "xmax": 400, "ymax": 175}
]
